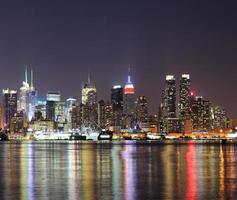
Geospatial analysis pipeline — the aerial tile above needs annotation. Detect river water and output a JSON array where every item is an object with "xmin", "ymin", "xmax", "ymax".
[{"xmin": 0, "ymin": 141, "xmax": 236, "ymax": 200}]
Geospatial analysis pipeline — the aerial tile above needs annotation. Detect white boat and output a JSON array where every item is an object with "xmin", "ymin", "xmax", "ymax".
[
  {"xmin": 98, "ymin": 129, "xmax": 113, "ymax": 140},
  {"xmin": 35, "ymin": 131, "xmax": 71, "ymax": 140},
  {"xmin": 146, "ymin": 132, "xmax": 161, "ymax": 140},
  {"xmin": 29, "ymin": 126, "xmax": 100, "ymax": 141},
  {"xmin": 81, "ymin": 126, "xmax": 100, "ymax": 141},
  {"xmin": 165, "ymin": 135, "xmax": 178, "ymax": 140},
  {"xmin": 32, "ymin": 131, "xmax": 71, "ymax": 140}
]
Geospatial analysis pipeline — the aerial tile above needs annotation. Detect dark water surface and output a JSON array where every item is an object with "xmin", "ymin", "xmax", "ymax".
[{"xmin": 0, "ymin": 141, "xmax": 237, "ymax": 200}]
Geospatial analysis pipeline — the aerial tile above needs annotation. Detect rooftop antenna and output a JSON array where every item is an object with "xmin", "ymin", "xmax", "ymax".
[
  {"xmin": 31, "ymin": 68, "xmax": 34, "ymax": 88},
  {"xmin": 25, "ymin": 65, "xmax": 28, "ymax": 84},
  {"xmin": 87, "ymin": 70, "xmax": 91, "ymax": 84},
  {"xmin": 127, "ymin": 64, "xmax": 132, "ymax": 83}
]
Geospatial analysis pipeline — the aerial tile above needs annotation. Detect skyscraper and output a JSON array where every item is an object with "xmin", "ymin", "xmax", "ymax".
[
  {"xmin": 123, "ymin": 67, "xmax": 135, "ymax": 116},
  {"xmin": 190, "ymin": 95, "xmax": 211, "ymax": 132},
  {"xmin": 179, "ymin": 74, "xmax": 191, "ymax": 119},
  {"xmin": 10, "ymin": 111, "xmax": 26, "ymax": 134},
  {"xmin": 46, "ymin": 101, "xmax": 55, "ymax": 121},
  {"xmin": 71, "ymin": 103, "xmax": 80, "ymax": 129},
  {"xmin": 35, "ymin": 97, "xmax": 47, "ymax": 119},
  {"xmin": 2, "ymin": 89, "xmax": 17, "ymax": 130},
  {"xmin": 65, "ymin": 97, "xmax": 77, "ymax": 124},
  {"xmin": 135, "ymin": 95, "xmax": 148, "ymax": 123},
  {"xmin": 164, "ymin": 75, "xmax": 176, "ymax": 118},
  {"xmin": 210, "ymin": 106, "xmax": 227, "ymax": 129},
  {"xmin": 159, "ymin": 75, "xmax": 177, "ymax": 133},
  {"xmin": 46, "ymin": 91, "xmax": 61, "ymax": 121},
  {"xmin": 80, "ymin": 74, "xmax": 98, "ymax": 126},
  {"xmin": 111, "ymin": 85, "xmax": 123, "ymax": 112},
  {"xmin": 81, "ymin": 74, "xmax": 97, "ymax": 105},
  {"xmin": 19, "ymin": 66, "xmax": 37, "ymax": 121},
  {"xmin": 97, "ymin": 100, "xmax": 106, "ymax": 128},
  {"xmin": 111, "ymin": 85, "xmax": 123, "ymax": 128},
  {"xmin": 46, "ymin": 91, "xmax": 61, "ymax": 102},
  {"xmin": 55, "ymin": 101, "xmax": 66, "ymax": 123},
  {"xmin": 104, "ymin": 101, "xmax": 113, "ymax": 128}
]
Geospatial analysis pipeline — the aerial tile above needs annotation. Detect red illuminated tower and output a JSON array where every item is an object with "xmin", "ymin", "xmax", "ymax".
[{"xmin": 123, "ymin": 66, "xmax": 135, "ymax": 116}]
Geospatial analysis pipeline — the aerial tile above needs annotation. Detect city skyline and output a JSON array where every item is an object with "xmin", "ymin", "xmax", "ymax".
[
  {"xmin": 1, "ymin": 67, "xmax": 232, "ymax": 117},
  {"xmin": 2, "ymin": 67, "xmax": 233, "ymax": 117},
  {"xmin": 0, "ymin": 67, "xmax": 230, "ymax": 135},
  {"xmin": 0, "ymin": 0, "xmax": 236, "ymax": 116}
]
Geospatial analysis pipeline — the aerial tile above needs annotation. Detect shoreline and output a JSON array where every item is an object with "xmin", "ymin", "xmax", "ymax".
[{"xmin": 1, "ymin": 139, "xmax": 236, "ymax": 144}]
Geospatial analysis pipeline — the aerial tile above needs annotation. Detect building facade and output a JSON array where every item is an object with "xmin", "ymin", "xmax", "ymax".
[
  {"xmin": 179, "ymin": 74, "xmax": 191, "ymax": 119},
  {"xmin": 135, "ymin": 95, "xmax": 148, "ymax": 123},
  {"xmin": 2, "ymin": 89, "xmax": 17, "ymax": 131}
]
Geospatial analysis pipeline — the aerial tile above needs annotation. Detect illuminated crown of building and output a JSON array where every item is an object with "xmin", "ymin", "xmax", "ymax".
[
  {"xmin": 81, "ymin": 72, "xmax": 97, "ymax": 104},
  {"xmin": 124, "ymin": 65, "xmax": 135, "ymax": 95}
]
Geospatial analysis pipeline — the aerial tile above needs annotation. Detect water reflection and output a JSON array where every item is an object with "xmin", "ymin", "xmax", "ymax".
[
  {"xmin": 185, "ymin": 143, "xmax": 197, "ymax": 200},
  {"xmin": 0, "ymin": 142, "xmax": 237, "ymax": 199}
]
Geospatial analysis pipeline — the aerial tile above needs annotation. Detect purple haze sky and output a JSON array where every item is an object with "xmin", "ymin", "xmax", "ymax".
[{"xmin": 0, "ymin": 0, "xmax": 237, "ymax": 116}]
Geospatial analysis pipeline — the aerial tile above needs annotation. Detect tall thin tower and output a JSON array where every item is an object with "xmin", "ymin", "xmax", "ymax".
[{"xmin": 123, "ymin": 65, "xmax": 135, "ymax": 116}]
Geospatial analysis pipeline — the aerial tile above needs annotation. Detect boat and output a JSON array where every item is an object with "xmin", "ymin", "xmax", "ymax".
[
  {"xmin": 81, "ymin": 126, "xmax": 100, "ymax": 141},
  {"xmin": 146, "ymin": 132, "xmax": 161, "ymax": 140},
  {"xmin": 30, "ymin": 126, "xmax": 100, "ymax": 141},
  {"xmin": 98, "ymin": 130, "xmax": 113, "ymax": 140},
  {"xmin": 69, "ymin": 132, "xmax": 87, "ymax": 140},
  {"xmin": 165, "ymin": 135, "xmax": 179, "ymax": 140},
  {"xmin": 33, "ymin": 131, "xmax": 71, "ymax": 140}
]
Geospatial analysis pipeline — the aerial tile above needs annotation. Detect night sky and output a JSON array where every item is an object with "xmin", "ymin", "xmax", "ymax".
[{"xmin": 0, "ymin": 0, "xmax": 236, "ymax": 116}]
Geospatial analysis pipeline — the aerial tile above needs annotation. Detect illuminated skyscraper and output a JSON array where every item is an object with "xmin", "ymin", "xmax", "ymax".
[
  {"xmin": 97, "ymin": 100, "xmax": 106, "ymax": 128},
  {"xmin": 111, "ymin": 85, "xmax": 123, "ymax": 128},
  {"xmin": 55, "ymin": 101, "xmax": 66, "ymax": 123},
  {"xmin": 159, "ymin": 75, "xmax": 178, "ymax": 133},
  {"xmin": 35, "ymin": 97, "xmax": 47, "ymax": 119},
  {"xmin": 135, "ymin": 95, "xmax": 148, "ymax": 123},
  {"xmin": 179, "ymin": 74, "xmax": 191, "ymax": 119},
  {"xmin": 19, "ymin": 66, "xmax": 37, "ymax": 121},
  {"xmin": 10, "ymin": 111, "xmax": 26, "ymax": 134},
  {"xmin": 210, "ymin": 106, "xmax": 227, "ymax": 129},
  {"xmin": 190, "ymin": 95, "xmax": 211, "ymax": 132},
  {"xmin": 123, "ymin": 67, "xmax": 135, "ymax": 116},
  {"xmin": 46, "ymin": 101, "xmax": 55, "ymax": 121},
  {"xmin": 111, "ymin": 85, "xmax": 123, "ymax": 112},
  {"xmin": 71, "ymin": 103, "xmax": 80, "ymax": 129},
  {"xmin": 46, "ymin": 91, "xmax": 61, "ymax": 102},
  {"xmin": 54, "ymin": 101, "xmax": 66, "ymax": 130},
  {"xmin": 2, "ymin": 89, "xmax": 17, "ymax": 130},
  {"xmin": 104, "ymin": 101, "xmax": 113, "ymax": 128},
  {"xmin": 164, "ymin": 75, "xmax": 176, "ymax": 118},
  {"xmin": 80, "ymin": 74, "xmax": 98, "ymax": 126},
  {"xmin": 46, "ymin": 91, "xmax": 61, "ymax": 121},
  {"xmin": 65, "ymin": 97, "xmax": 77, "ymax": 124},
  {"xmin": 81, "ymin": 74, "xmax": 97, "ymax": 105}
]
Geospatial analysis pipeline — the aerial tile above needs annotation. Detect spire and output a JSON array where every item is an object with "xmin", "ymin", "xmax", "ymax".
[
  {"xmin": 25, "ymin": 65, "xmax": 28, "ymax": 84},
  {"xmin": 31, "ymin": 68, "xmax": 34, "ymax": 88},
  {"xmin": 127, "ymin": 64, "xmax": 132, "ymax": 84},
  {"xmin": 87, "ymin": 71, "xmax": 91, "ymax": 84},
  {"xmin": 128, "ymin": 64, "xmax": 131, "ymax": 74}
]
